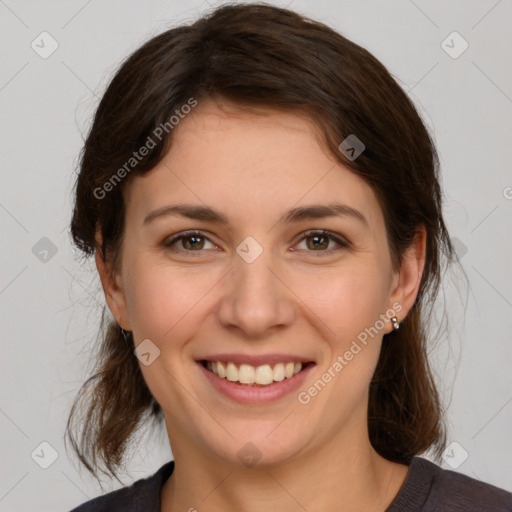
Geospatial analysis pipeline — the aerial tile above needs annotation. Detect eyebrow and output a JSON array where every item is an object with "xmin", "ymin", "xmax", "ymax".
[{"xmin": 143, "ymin": 202, "xmax": 368, "ymax": 228}]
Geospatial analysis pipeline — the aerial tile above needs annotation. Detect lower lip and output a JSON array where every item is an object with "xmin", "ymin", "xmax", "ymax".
[{"xmin": 197, "ymin": 362, "xmax": 315, "ymax": 404}]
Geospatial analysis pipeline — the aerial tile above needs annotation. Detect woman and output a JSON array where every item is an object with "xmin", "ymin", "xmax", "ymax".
[{"xmin": 66, "ymin": 3, "xmax": 512, "ymax": 511}]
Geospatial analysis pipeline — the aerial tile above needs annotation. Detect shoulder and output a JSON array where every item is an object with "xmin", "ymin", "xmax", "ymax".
[
  {"xmin": 389, "ymin": 456, "xmax": 512, "ymax": 512},
  {"xmin": 68, "ymin": 461, "xmax": 174, "ymax": 512}
]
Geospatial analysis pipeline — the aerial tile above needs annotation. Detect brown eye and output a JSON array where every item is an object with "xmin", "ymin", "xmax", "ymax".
[
  {"xmin": 181, "ymin": 235, "xmax": 206, "ymax": 250},
  {"xmin": 306, "ymin": 234, "xmax": 329, "ymax": 250},
  {"xmin": 163, "ymin": 231, "xmax": 216, "ymax": 252},
  {"xmin": 295, "ymin": 230, "xmax": 350, "ymax": 252}
]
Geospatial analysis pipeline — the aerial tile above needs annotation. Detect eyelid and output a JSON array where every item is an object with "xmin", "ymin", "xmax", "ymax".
[
  {"xmin": 292, "ymin": 229, "xmax": 351, "ymax": 251},
  {"xmin": 162, "ymin": 230, "xmax": 218, "ymax": 249},
  {"xmin": 163, "ymin": 228, "xmax": 350, "ymax": 254}
]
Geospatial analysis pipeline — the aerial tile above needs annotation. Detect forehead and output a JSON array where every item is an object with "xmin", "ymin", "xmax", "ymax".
[
  {"xmin": 167, "ymin": 97, "xmax": 328, "ymax": 174},
  {"xmin": 124, "ymin": 98, "xmax": 384, "ymax": 232},
  {"xmin": 179, "ymin": 97, "xmax": 322, "ymax": 138}
]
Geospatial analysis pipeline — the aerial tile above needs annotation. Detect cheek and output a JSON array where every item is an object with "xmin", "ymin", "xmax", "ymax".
[
  {"xmin": 292, "ymin": 263, "xmax": 390, "ymax": 407},
  {"xmin": 295, "ymin": 262, "xmax": 390, "ymax": 345},
  {"xmin": 122, "ymin": 255, "xmax": 221, "ymax": 343},
  {"xmin": 295, "ymin": 267, "xmax": 389, "ymax": 414}
]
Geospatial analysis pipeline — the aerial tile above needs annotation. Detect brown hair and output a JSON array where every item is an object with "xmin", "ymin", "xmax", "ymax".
[{"xmin": 66, "ymin": 2, "xmax": 455, "ymax": 482}]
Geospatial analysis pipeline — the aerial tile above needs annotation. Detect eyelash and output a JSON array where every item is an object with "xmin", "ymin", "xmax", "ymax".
[{"xmin": 162, "ymin": 229, "xmax": 350, "ymax": 254}]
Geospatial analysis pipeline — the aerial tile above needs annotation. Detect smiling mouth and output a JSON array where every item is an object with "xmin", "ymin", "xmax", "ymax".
[{"xmin": 200, "ymin": 360, "xmax": 315, "ymax": 386}]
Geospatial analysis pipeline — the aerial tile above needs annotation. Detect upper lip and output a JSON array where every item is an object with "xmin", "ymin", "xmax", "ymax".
[{"xmin": 197, "ymin": 353, "xmax": 315, "ymax": 366}]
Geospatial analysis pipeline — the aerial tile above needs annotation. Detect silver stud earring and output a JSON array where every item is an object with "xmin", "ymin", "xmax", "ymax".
[{"xmin": 391, "ymin": 317, "xmax": 400, "ymax": 331}]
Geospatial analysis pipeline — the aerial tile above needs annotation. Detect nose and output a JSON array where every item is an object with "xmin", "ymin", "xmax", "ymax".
[{"xmin": 216, "ymin": 245, "xmax": 296, "ymax": 339}]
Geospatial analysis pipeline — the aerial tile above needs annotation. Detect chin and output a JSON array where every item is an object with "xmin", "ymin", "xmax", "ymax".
[{"xmin": 204, "ymin": 421, "xmax": 309, "ymax": 469}]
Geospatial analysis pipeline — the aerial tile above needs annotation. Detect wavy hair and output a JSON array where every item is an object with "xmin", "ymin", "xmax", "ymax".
[{"xmin": 66, "ymin": 2, "xmax": 455, "ymax": 482}]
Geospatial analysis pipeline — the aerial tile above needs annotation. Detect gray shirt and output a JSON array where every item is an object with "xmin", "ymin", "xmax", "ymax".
[{"xmin": 70, "ymin": 456, "xmax": 512, "ymax": 511}]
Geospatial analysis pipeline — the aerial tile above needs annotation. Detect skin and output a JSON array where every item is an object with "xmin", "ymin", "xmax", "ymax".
[{"xmin": 96, "ymin": 96, "xmax": 426, "ymax": 511}]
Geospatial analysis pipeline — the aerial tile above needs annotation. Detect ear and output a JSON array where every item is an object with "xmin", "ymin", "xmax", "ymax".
[
  {"xmin": 95, "ymin": 232, "xmax": 132, "ymax": 331},
  {"xmin": 385, "ymin": 226, "xmax": 427, "ymax": 333}
]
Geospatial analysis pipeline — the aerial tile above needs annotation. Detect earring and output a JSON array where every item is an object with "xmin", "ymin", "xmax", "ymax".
[{"xmin": 391, "ymin": 317, "xmax": 400, "ymax": 331}]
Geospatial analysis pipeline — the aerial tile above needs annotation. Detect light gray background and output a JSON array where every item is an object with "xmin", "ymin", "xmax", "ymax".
[{"xmin": 0, "ymin": 0, "xmax": 511, "ymax": 510}]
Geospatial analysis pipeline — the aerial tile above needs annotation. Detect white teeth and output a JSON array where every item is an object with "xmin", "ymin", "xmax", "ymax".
[
  {"xmin": 273, "ymin": 363, "xmax": 285, "ymax": 381},
  {"xmin": 239, "ymin": 364, "xmax": 255, "ymax": 384},
  {"xmin": 226, "ymin": 362, "xmax": 238, "ymax": 382},
  {"xmin": 255, "ymin": 364, "xmax": 274, "ymax": 385},
  {"xmin": 216, "ymin": 361, "xmax": 226, "ymax": 378},
  {"xmin": 285, "ymin": 362, "xmax": 295, "ymax": 378},
  {"xmin": 205, "ymin": 360, "xmax": 305, "ymax": 386}
]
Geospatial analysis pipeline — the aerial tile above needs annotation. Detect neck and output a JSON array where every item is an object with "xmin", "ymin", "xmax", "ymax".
[{"xmin": 161, "ymin": 427, "xmax": 409, "ymax": 512}]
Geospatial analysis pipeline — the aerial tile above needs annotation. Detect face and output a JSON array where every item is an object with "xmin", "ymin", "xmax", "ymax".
[{"xmin": 99, "ymin": 97, "xmax": 423, "ymax": 468}]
